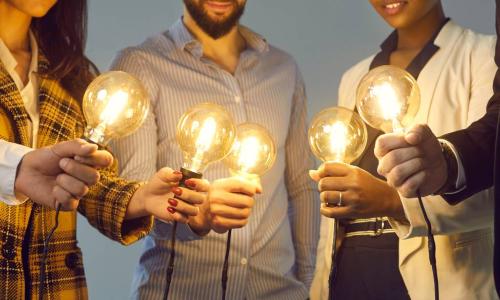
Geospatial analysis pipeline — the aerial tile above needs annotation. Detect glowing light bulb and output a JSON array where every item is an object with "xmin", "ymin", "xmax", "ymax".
[
  {"xmin": 308, "ymin": 107, "xmax": 367, "ymax": 164},
  {"xmin": 356, "ymin": 65, "xmax": 420, "ymax": 133},
  {"xmin": 176, "ymin": 103, "xmax": 236, "ymax": 174},
  {"xmin": 83, "ymin": 71, "xmax": 150, "ymax": 144},
  {"xmin": 223, "ymin": 123, "xmax": 277, "ymax": 179}
]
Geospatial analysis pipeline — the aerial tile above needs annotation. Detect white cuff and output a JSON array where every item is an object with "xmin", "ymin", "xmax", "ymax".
[
  {"xmin": 0, "ymin": 140, "xmax": 33, "ymax": 205},
  {"xmin": 438, "ymin": 139, "xmax": 466, "ymax": 194}
]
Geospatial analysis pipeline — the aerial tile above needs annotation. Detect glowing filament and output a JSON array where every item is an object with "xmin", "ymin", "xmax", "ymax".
[
  {"xmin": 237, "ymin": 136, "xmax": 260, "ymax": 173},
  {"xmin": 99, "ymin": 90, "xmax": 129, "ymax": 126},
  {"xmin": 325, "ymin": 122, "xmax": 348, "ymax": 162},
  {"xmin": 195, "ymin": 117, "xmax": 217, "ymax": 152},
  {"xmin": 371, "ymin": 83, "xmax": 401, "ymax": 121}
]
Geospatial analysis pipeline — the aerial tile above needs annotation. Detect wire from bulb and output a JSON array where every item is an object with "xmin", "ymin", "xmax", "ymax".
[
  {"xmin": 416, "ymin": 191, "xmax": 439, "ymax": 300},
  {"xmin": 39, "ymin": 203, "xmax": 61, "ymax": 300}
]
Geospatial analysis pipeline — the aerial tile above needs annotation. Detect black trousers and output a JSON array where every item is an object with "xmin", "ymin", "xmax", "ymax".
[{"xmin": 330, "ymin": 233, "xmax": 410, "ymax": 300}]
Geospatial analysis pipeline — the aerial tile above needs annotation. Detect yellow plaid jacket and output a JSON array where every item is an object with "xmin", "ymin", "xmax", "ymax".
[{"xmin": 0, "ymin": 57, "xmax": 153, "ymax": 299}]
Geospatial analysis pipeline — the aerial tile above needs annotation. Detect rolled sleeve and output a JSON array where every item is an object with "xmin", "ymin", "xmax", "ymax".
[{"xmin": 0, "ymin": 140, "xmax": 33, "ymax": 205}]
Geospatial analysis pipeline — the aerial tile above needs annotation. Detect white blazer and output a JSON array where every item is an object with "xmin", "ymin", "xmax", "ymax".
[{"xmin": 311, "ymin": 21, "xmax": 498, "ymax": 300}]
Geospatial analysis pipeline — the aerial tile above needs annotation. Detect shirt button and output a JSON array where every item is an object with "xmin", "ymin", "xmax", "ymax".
[
  {"xmin": 240, "ymin": 258, "xmax": 248, "ymax": 265},
  {"xmin": 234, "ymin": 96, "xmax": 241, "ymax": 103}
]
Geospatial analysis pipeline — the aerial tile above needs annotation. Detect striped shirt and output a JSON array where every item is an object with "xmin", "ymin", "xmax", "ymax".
[{"xmin": 109, "ymin": 19, "xmax": 319, "ymax": 300}]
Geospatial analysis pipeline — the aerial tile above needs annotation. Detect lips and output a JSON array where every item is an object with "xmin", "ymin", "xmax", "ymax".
[
  {"xmin": 382, "ymin": 1, "xmax": 408, "ymax": 16},
  {"xmin": 205, "ymin": 1, "xmax": 233, "ymax": 13}
]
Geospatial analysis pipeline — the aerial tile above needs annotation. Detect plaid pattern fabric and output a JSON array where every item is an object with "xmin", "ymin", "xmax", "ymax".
[{"xmin": 0, "ymin": 56, "xmax": 153, "ymax": 299}]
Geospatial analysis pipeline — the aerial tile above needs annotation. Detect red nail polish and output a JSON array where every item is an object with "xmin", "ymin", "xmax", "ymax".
[
  {"xmin": 173, "ymin": 170, "xmax": 182, "ymax": 175},
  {"xmin": 172, "ymin": 187, "xmax": 182, "ymax": 196},
  {"xmin": 185, "ymin": 179, "xmax": 196, "ymax": 189},
  {"xmin": 168, "ymin": 198, "xmax": 178, "ymax": 207},
  {"xmin": 167, "ymin": 207, "xmax": 176, "ymax": 214}
]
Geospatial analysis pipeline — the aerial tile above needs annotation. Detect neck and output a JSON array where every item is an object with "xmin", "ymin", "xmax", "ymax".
[
  {"xmin": 396, "ymin": 3, "xmax": 446, "ymax": 50},
  {"xmin": 182, "ymin": 9, "xmax": 246, "ymax": 62},
  {"xmin": 0, "ymin": 2, "xmax": 31, "ymax": 52}
]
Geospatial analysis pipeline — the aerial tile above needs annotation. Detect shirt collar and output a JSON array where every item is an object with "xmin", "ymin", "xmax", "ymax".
[
  {"xmin": 370, "ymin": 18, "xmax": 450, "ymax": 79},
  {"xmin": 168, "ymin": 18, "xmax": 269, "ymax": 57},
  {"xmin": 0, "ymin": 31, "xmax": 38, "ymax": 74}
]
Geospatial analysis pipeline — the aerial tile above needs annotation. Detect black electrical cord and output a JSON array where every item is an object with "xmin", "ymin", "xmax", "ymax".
[
  {"xmin": 164, "ymin": 221, "xmax": 178, "ymax": 300},
  {"xmin": 221, "ymin": 229, "xmax": 232, "ymax": 300},
  {"xmin": 327, "ymin": 217, "xmax": 340, "ymax": 300},
  {"xmin": 39, "ymin": 203, "xmax": 61, "ymax": 300},
  {"xmin": 416, "ymin": 191, "xmax": 439, "ymax": 300}
]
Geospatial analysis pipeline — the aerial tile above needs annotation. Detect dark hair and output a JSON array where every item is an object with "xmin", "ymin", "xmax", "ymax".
[{"xmin": 31, "ymin": 0, "xmax": 98, "ymax": 103}]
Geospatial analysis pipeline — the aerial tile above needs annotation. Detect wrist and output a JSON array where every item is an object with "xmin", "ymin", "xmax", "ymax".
[
  {"xmin": 125, "ymin": 182, "xmax": 149, "ymax": 220},
  {"xmin": 389, "ymin": 189, "xmax": 407, "ymax": 222},
  {"xmin": 433, "ymin": 141, "xmax": 458, "ymax": 195}
]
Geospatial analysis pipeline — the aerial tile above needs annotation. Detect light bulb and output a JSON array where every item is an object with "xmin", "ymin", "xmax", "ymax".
[
  {"xmin": 308, "ymin": 107, "xmax": 367, "ymax": 164},
  {"xmin": 356, "ymin": 65, "xmax": 420, "ymax": 133},
  {"xmin": 176, "ymin": 102, "xmax": 236, "ymax": 174},
  {"xmin": 223, "ymin": 123, "xmax": 277, "ymax": 179},
  {"xmin": 83, "ymin": 71, "xmax": 150, "ymax": 144}
]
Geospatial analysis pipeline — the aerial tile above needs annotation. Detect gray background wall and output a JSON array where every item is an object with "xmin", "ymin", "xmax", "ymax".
[{"xmin": 80, "ymin": 1, "xmax": 495, "ymax": 299}]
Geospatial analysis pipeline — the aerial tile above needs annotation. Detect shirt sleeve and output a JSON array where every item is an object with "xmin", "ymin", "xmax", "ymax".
[
  {"xmin": 0, "ymin": 140, "xmax": 33, "ymax": 205},
  {"xmin": 284, "ymin": 67, "xmax": 320, "ymax": 289},
  {"xmin": 108, "ymin": 48, "xmax": 202, "ymax": 241}
]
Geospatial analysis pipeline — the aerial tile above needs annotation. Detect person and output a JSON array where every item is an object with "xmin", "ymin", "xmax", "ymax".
[
  {"xmin": 310, "ymin": 0, "xmax": 497, "ymax": 299},
  {"xmin": 0, "ymin": 0, "xmax": 209, "ymax": 298},
  {"xmin": 109, "ymin": 0, "xmax": 319, "ymax": 298},
  {"xmin": 375, "ymin": 0, "xmax": 500, "ymax": 294}
]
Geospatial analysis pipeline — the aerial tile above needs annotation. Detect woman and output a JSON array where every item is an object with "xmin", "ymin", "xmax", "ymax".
[
  {"xmin": 311, "ymin": 0, "xmax": 497, "ymax": 299},
  {"xmin": 0, "ymin": 0, "xmax": 210, "ymax": 298}
]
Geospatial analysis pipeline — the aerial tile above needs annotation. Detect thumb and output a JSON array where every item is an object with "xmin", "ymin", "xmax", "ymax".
[
  {"xmin": 404, "ymin": 124, "xmax": 435, "ymax": 146},
  {"xmin": 51, "ymin": 139, "xmax": 98, "ymax": 158}
]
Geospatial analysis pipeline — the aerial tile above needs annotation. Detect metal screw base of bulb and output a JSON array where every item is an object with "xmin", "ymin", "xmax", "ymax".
[{"xmin": 179, "ymin": 168, "xmax": 202, "ymax": 187}]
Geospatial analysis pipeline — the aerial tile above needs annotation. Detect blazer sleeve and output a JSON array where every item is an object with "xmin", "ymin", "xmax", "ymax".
[{"xmin": 442, "ymin": 5, "xmax": 500, "ymax": 204}]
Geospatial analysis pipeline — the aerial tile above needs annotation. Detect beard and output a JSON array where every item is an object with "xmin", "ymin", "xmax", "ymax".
[{"xmin": 183, "ymin": 0, "xmax": 246, "ymax": 39}]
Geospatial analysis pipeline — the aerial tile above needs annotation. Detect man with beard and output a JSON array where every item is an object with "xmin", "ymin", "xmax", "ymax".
[{"xmin": 109, "ymin": 1, "xmax": 319, "ymax": 299}]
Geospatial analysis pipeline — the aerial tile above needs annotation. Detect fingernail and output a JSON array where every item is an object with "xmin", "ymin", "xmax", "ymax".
[
  {"xmin": 173, "ymin": 170, "xmax": 182, "ymax": 175},
  {"xmin": 168, "ymin": 198, "xmax": 178, "ymax": 207},
  {"xmin": 185, "ymin": 179, "xmax": 196, "ymax": 189},
  {"xmin": 172, "ymin": 187, "xmax": 182, "ymax": 196},
  {"xmin": 167, "ymin": 207, "xmax": 176, "ymax": 214},
  {"xmin": 59, "ymin": 158, "xmax": 70, "ymax": 168}
]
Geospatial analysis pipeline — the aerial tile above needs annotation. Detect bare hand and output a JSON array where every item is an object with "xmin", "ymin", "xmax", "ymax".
[
  {"xmin": 375, "ymin": 124, "xmax": 447, "ymax": 197},
  {"xmin": 15, "ymin": 139, "xmax": 113, "ymax": 210},
  {"xmin": 309, "ymin": 162, "xmax": 405, "ymax": 220},
  {"xmin": 127, "ymin": 168, "xmax": 210, "ymax": 227},
  {"xmin": 208, "ymin": 177, "xmax": 262, "ymax": 234}
]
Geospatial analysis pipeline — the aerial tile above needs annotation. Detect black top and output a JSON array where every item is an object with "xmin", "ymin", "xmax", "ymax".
[{"xmin": 441, "ymin": 0, "xmax": 500, "ymax": 295}]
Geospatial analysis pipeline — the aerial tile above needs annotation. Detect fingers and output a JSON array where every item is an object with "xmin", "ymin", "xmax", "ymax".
[
  {"xmin": 374, "ymin": 133, "xmax": 409, "ymax": 159},
  {"xmin": 212, "ymin": 177, "xmax": 259, "ymax": 196},
  {"xmin": 156, "ymin": 168, "xmax": 183, "ymax": 186},
  {"xmin": 404, "ymin": 124, "xmax": 435, "ymax": 146},
  {"xmin": 172, "ymin": 186, "xmax": 205, "ymax": 205},
  {"xmin": 168, "ymin": 198, "xmax": 199, "ymax": 217},
  {"xmin": 397, "ymin": 170, "xmax": 426, "ymax": 198},
  {"xmin": 74, "ymin": 149, "xmax": 113, "ymax": 169},
  {"xmin": 184, "ymin": 178, "xmax": 210, "ymax": 193},
  {"xmin": 52, "ymin": 185, "xmax": 80, "ymax": 211},
  {"xmin": 209, "ymin": 190, "xmax": 254, "ymax": 209},
  {"xmin": 320, "ymin": 190, "xmax": 351, "ymax": 207},
  {"xmin": 316, "ymin": 162, "xmax": 351, "ymax": 178},
  {"xmin": 59, "ymin": 158, "xmax": 100, "ymax": 186},
  {"xmin": 148, "ymin": 198, "xmax": 190, "ymax": 224},
  {"xmin": 51, "ymin": 139, "xmax": 98, "ymax": 159},
  {"xmin": 320, "ymin": 204, "xmax": 353, "ymax": 219},
  {"xmin": 211, "ymin": 216, "xmax": 249, "ymax": 233},
  {"xmin": 377, "ymin": 146, "xmax": 422, "ymax": 177},
  {"xmin": 317, "ymin": 176, "xmax": 351, "ymax": 193},
  {"xmin": 210, "ymin": 203, "xmax": 251, "ymax": 219},
  {"xmin": 56, "ymin": 174, "xmax": 89, "ymax": 199},
  {"xmin": 385, "ymin": 158, "xmax": 424, "ymax": 189}
]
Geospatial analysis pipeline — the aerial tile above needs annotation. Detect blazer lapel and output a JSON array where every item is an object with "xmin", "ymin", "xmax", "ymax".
[
  {"xmin": 414, "ymin": 21, "xmax": 465, "ymax": 125},
  {"xmin": 0, "ymin": 60, "xmax": 31, "ymax": 146}
]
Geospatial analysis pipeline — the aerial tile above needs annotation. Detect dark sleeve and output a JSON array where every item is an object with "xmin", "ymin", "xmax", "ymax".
[{"xmin": 441, "ymin": 0, "xmax": 500, "ymax": 204}]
